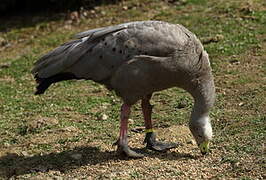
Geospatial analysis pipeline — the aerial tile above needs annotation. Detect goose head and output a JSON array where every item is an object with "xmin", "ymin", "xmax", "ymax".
[{"xmin": 189, "ymin": 115, "xmax": 212, "ymax": 154}]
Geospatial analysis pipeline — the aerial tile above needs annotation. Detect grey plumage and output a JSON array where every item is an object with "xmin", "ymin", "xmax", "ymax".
[
  {"xmin": 32, "ymin": 21, "xmax": 211, "ymax": 100},
  {"xmin": 32, "ymin": 21, "xmax": 215, "ymax": 155}
]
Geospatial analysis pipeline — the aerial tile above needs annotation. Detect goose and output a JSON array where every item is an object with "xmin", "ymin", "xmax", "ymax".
[{"xmin": 32, "ymin": 21, "xmax": 215, "ymax": 158}]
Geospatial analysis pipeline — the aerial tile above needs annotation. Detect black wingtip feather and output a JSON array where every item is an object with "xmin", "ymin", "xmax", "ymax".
[
  {"xmin": 34, "ymin": 73, "xmax": 79, "ymax": 95},
  {"xmin": 34, "ymin": 74, "xmax": 51, "ymax": 95}
]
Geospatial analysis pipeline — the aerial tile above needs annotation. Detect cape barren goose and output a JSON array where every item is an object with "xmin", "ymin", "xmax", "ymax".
[{"xmin": 32, "ymin": 21, "xmax": 215, "ymax": 158}]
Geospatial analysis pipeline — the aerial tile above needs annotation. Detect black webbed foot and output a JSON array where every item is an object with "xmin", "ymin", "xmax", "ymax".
[
  {"xmin": 113, "ymin": 140, "xmax": 144, "ymax": 158},
  {"xmin": 144, "ymin": 132, "xmax": 178, "ymax": 152}
]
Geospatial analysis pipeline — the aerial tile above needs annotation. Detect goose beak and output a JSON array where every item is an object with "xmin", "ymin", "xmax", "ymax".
[{"xmin": 199, "ymin": 141, "xmax": 210, "ymax": 155}]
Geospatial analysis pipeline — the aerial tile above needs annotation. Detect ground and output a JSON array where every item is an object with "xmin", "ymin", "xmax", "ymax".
[{"xmin": 0, "ymin": 0, "xmax": 265, "ymax": 179}]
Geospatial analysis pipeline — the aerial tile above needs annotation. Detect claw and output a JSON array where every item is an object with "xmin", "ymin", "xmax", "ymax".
[
  {"xmin": 144, "ymin": 132, "xmax": 178, "ymax": 152},
  {"xmin": 116, "ymin": 143, "xmax": 144, "ymax": 158}
]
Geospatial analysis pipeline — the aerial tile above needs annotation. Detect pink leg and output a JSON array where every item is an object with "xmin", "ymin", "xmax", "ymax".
[
  {"xmin": 118, "ymin": 104, "xmax": 131, "ymax": 145},
  {"xmin": 141, "ymin": 94, "xmax": 153, "ymax": 130},
  {"xmin": 115, "ymin": 103, "xmax": 144, "ymax": 158}
]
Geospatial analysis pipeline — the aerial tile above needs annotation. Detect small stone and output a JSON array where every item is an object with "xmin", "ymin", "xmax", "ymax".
[
  {"xmin": 0, "ymin": 63, "xmax": 11, "ymax": 69},
  {"xmin": 128, "ymin": 118, "xmax": 134, "ymax": 124},
  {"xmin": 101, "ymin": 11, "xmax": 106, "ymax": 15},
  {"xmin": 102, "ymin": 103, "xmax": 110, "ymax": 110},
  {"xmin": 187, "ymin": 139, "xmax": 196, "ymax": 145},
  {"xmin": 122, "ymin": 6, "xmax": 128, "ymax": 10},
  {"xmin": 176, "ymin": 101, "xmax": 187, "ymax": 109},
  {"xmin": 214, "ymin": 34, "xmax": 224, "ymax": 41},
  {"xmin": 229, "ymin": 59, "xmax": 240, "ymax": 65},
  {"xmin": 202, "ymin": 34, "xmax": 224, "ymax": 44},
  {"xmin": 131, "ymin": 127, "xmax": 145, "ymax": 133},
  {"xmin": 21, "ymin": 151, "xmax": 29, "ymax": 157},
  {"xmin": 238, "ymin": 102, "xmax": 244, "ymax": 106},
  {"xmin": 70, "ymin": 153, "xmax": 82, "ymax": 160},
  {"xmin": 102, "ymin": 114, "xmax": 108, "ymax": 120},
  {"xmin": 82, "ymin": 11, "xmax": 88, "ymax": 17}
]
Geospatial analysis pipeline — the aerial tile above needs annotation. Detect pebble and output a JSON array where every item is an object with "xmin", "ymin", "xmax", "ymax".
[
  {"xmin": 128, "ymin": 118, "xmax": 134, "ymax": 124},
  {"xmin": 187, "ymin": 139, "xmax": 196, "ymax": 145},
  {"xmin": 122, "ymin": 6, "xmax": 128, "ymax": 10},
  {"xmin": 229, "ymin": 59, "xmax": 240, "ymax": 65},
  {"xmin": 0, "ymin": 63, "xmax": 11, "ymax": 69},
  {"xmin": 102, "ymin": 114, "xmax": 108, "ymax": 120},
  {"xmin": 21, "ymin": 151, "xmax": 30, "ymax": 157},
  {"xmin": 70, "ymin": 153, "xmax": 82, "ymax": 160},
  {"xmin": 238, "ymin": 102, "xmax": 244, "ymax": 106}
]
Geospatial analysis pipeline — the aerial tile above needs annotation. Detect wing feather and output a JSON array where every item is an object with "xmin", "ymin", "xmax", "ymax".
[{"xmin": 32, "ymin": 25, "xmax": 127, "ymax": 78}]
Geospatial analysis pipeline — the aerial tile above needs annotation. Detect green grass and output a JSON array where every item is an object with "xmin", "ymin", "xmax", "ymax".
[{"xmin": 0, "ymin": 0, "xmax": 265, "ymax": 179}]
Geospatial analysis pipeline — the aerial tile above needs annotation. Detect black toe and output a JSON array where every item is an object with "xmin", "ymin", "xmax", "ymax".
[
  {"xmin": 144, "ymin": 132, "xmax": 178, "ymax": 152},
  {"xmin": 147, "ymin": 141, "xmax": 178, "ymax": 152},
  {"xmin": 116, "ymin": 142, "xmax": 144, "ymax": 158}
]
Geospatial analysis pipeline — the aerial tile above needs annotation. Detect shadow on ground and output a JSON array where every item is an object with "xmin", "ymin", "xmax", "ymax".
[
  {"xmin": 0, "ymin": 145, "xmax": 196, "ymax": 178},
  {"xmin": 0, "ymin": 0, "xmax": 121, "ymax": 32}
]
